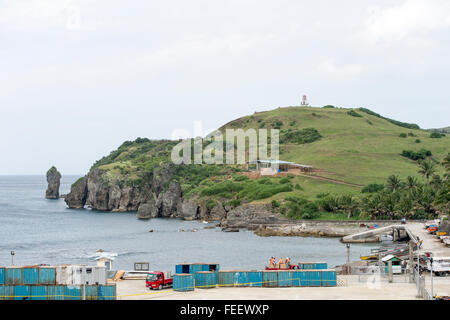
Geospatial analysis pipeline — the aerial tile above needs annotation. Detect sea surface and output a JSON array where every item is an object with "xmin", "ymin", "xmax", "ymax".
[{"xmin": 0, "ymin": 175, "xmax": 378, "ymax": 271}]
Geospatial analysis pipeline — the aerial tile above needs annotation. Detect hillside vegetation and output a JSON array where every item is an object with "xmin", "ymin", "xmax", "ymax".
[{"xmin": 89, "ymin": 106, "xmax": 450, "ymax": 219}]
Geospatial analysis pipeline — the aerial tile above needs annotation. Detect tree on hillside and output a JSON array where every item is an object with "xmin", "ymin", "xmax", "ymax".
[
  {"xmin": 339, "ymin": 195, "xmax": 359, "ymax": 219},
  {"xmin": 430, "ymin": 175, "xmax": 443, "ymax": 192},
  {"xmin": 418, "ymin": 160, "xmax": 436, "ymax": 184},
  {"xmin": 442, "ymin": 153, "xmax": 450, "ymax": 176},
  {"xmin": 405, "ymin": 176, "xmax": 419, "ymax": 190},
  {"xmin": 386, "ymin": 175, "xmax": 401, "ymax": 192},
  {"xmin": 435, "ymin": 181, "xmax": 450, "ymax": 214}
]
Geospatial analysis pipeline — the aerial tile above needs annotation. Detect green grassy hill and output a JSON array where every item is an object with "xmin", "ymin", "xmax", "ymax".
[
  {"xmin": 88, "ymin": 105, "xmax": 449, "ymax": 220},
  {"xmin": 222, "ymin": 106, "xmax": 448, "ymax": 186}
]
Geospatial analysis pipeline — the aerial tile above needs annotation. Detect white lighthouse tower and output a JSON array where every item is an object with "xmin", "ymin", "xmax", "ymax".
[{"xmin": 300, "ymin": 94, "xmax": 309, "ymax": 106}]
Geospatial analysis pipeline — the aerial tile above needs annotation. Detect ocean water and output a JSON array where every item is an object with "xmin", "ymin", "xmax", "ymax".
[{"xmin": 0, "ymin": 175, "xmax": 377, "ymax": 271}]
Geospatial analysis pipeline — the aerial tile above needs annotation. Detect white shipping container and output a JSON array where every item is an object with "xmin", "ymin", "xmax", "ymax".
[
  {"xmin": 56, "ymin": 265, "xmax": 107, "ymax": 285},
  {"xmin": 56, "ymin": 265, "xmax": 74, "ymax": 285},
  {"xmin": 94, "ymin": 266, "xmax": 107, "ymax": 285}
]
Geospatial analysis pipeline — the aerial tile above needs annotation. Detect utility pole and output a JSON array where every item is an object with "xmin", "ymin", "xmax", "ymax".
[
  {"xmin": 430, "ymin": 257, "xmax": 434, "ymax": 299},
  {"xmin": 388, "ymin": 260, "xmax": 393, "ymax": 283},
  {"xmin": 346, "ymin": 244, "xmax": 350, "ymax": 275},
  {"xmin": 409, "ymin": 240, "xmax": 414, "ymax": 283},
  {"xmin": 82, "ymin": 267, "xmax": 86, "ymax": 301}
]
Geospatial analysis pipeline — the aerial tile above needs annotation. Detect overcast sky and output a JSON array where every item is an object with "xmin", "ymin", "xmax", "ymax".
[{"xmin": 1, "ymin": 0, "xmax": 449, "ymax": 175}]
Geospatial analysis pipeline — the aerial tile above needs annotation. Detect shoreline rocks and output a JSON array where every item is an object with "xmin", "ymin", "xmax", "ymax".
[
  {"xmin": 63, "ymin": 166, "xmax": 399, "ymax": 241},
  {"xmin": 45, "ymin": 166, "xmax": 61, "ymax": 199}
]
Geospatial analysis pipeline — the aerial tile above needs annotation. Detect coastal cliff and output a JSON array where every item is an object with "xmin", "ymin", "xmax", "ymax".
[{"xmin": 63, "ymin": 106, "xmax": 450, "ymax": 233}]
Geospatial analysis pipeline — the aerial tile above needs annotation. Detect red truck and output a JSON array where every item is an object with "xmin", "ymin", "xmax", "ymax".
[{"xmin": 146, "ymin": 271, "xmax": 173, "ymax": 290}]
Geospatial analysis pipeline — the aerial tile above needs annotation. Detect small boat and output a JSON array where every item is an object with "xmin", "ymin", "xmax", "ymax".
[
  {"xmin": 360, "ymin": 255, "xmax": 378, "ymax": 261},
  {"xmin": 381, "ymin": 234, "xmax": 393, "ymax": 242}
]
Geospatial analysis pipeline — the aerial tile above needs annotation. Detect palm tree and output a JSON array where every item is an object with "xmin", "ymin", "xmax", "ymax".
[
  {"xmin": 405, "ymin": 176, "xmax": 419, "ymax": 190},
  {"xmin": 443, "ymin": 153, "xmax": 450, "ymax": 172},
  {"xmin": 430, "ymin": 175, "xmax": 443, "ymax": 192},
  {"xmin": 339, "ymin": 195, "xmax": 359, "ymax": 219},
  {"xmin": 418, "ymin": 160, "xmax": 436, "ymax": 184},
  {"xmin": 386, "ymin": 175, "xmax": 401, "ymax": 192}
]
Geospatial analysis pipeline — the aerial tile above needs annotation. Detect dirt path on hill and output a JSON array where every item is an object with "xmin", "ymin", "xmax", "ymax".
[{"xmin": 296, "ymin": 173, "xmax": 364, "ymax": 187}]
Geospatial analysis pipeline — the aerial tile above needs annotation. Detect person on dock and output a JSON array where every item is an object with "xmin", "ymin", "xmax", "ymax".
[
  {"xmin": 278, "ymin": 258, "xmax": 284, "ymax": 264},
  {"xmin": 285, "ymin": 257, "xmax": 291, "ymax": 266},
  {"xmin": 269, "ymin": 257, "xmax": 275, "ymax": 266}
]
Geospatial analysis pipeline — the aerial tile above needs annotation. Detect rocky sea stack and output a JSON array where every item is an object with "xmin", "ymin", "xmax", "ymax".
[{"xmin": 45, "ymin": 166, "xmax": 61, "ymax": 199}]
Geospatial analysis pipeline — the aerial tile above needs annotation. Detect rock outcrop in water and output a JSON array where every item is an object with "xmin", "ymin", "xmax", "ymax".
[
  {"xmin": 45, "ymin": 166, "xmax": 61, "ymax": 199},
  {"xmin": 64, "ymin": 176, "xmax": 88, "ymax": 208}
]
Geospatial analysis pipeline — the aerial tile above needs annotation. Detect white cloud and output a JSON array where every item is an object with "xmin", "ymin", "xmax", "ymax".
[
  {"xmin": 0, "ymin": 0, "xmax": 81, "ymax": 29},
  {"xmin": 365, "ymin": 0, "xmax": 450, "ymax": 47},
  {"xmin": 136, "ymin": 33, "xmax": 276, "ymax": 70},
  {"xmin": 316, "ymin": 59, "xmax": 363, "ymax": 78}
]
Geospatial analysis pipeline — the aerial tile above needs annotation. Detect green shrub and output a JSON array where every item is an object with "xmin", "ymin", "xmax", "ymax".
[
  {"xmin": 399, "ymin": 133, "xmax": 407, "ymax": 138},
  {"xmin": 280, "ymin": 128, "xmax": 322, "ymax": 144},
  {"xmin": 430, "ymin": 132, "xmax": 445, "ymax": 138},
  {"xmin": 227, "ymin": 199, "xmax": 241, "ymax": 208},
  {"xmin": 361, "ymin": 183, "xmax": 385, "ymax": 193},
  {"xmin": 415, "ymin": 139, "xmax": 421, "ymax": 143},
  {"xmin": 347, "ymin": 110, "xmax": 362, "ymax": 117},
  {"xmin": 401, "ymin": 149, "xmax": 432, "ymax": 161},
  {"xmin": 233, "ymin": 175, "xmax": 249, "ymax": 181},
  {"xmin": 273, "ymin": 120, "xmax": 283, "ymax": 129},
  {"xmin": 322, "ymin": 105, "xmax": 335, "ymax": 108},
  {"xmin": 271, "ymin": 200, "xmax": 280, "ymax": 208},
  {"xmin": 206, "ymin": 199, "xmax": 217, "ymax": 210},
  {"xmin": 279, "ymin": 177, "xmax": 291, "ymax": 184},
  {"xmin": 358, "ymin": 108, "xmax": 420, "ymax": 129}
]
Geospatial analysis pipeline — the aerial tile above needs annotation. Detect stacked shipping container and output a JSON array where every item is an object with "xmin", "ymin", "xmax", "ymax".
[{"xmin": 0, "ymin": 265, "xmax": 116, "ymax": 300}]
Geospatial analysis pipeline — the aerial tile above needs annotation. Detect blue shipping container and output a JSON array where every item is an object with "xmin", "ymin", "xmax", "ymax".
[
  {"xmin": 247, "ymin": 271, "xmax": 263, "ymax": 287},
  {"xmin": 5, "ymin": 267, "xmax": 22, "ymax": 285},
  {"xmin": 175, "ymin": 264, "xmax": 192, "ymax": 274},
  {"xmin": 23, "ymin": 267, "xmax": 39, "ymax": 285},
  {"xmin": 97, "ymin": 285, "xmax": 117, "ymax": 300},
  {"xmin": 0, "ymin": 286, "xmax": 14, "ymax": 300},
  {"xmin": 65, "ymin": 285, "xmax": 81, "ymax": 300},
  {"xmin": 202, "ymin": 264, "xmax": 220, "ymax": 272},
  {"xmin": 38, "ymin": 267, "xmax": 56, "ymax": 285},
  {"xmin": 48, "ymin": 285, "xmax": 64, "ymax": 300},
  {"xmin": 218, "ymin": 271, "xmax": 234, "ymax": 287},
  {"xmin": 191, "ymin": 264, "xmax": 205, "ymax": 275},
  {"xmin": 14, "ymin": 285, "xmax": 31, "ymax": 300},
  {"xmin": 233, "ymin": 271, "xmax": 249, "ymax": 287},
  {"xmin": 195, "ymin": 271, "xmax": 215, "ymax": 289},
  {"xmin": 307, "ymin": 271, "xmax": 322, "ymax": 287},
  {"xmin": 278, "ymin": 271, "xmax": 294, "ymax": 287},
  {"xmin": 292, "ymin": 271, "xmax": 308, "ymax": 287},
  {"xmin": 299, "ymin": 262, "xmax": 328, "ymax": 270},
  {"xmin": 321, "ymin": 270, "xmax": 337, "ymax": 287},
  {"xmin": 84, "ymin": 285, "xmax": 98, "ymax": 300},
  {"xmin": 263, "ymin": 271, "xmax": 278, "ymax": 288},
  {"xmin": 31, "ymin": 285, "xmax": 48, "ymax": 300},
  {"xmin": 0, "ymin": 268, "xmax": 4, "ymax": 285},
  {"xmin": 173, "ymin": 274, "xmax": 194, "ymax": 292}
]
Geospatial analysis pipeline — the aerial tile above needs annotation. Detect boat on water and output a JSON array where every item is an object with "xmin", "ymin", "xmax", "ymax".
[{"xmin": 360, "ymin": 255, "xmax": 378, "ymax": 261}]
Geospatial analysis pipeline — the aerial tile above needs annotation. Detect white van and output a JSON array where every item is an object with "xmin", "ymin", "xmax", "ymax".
[{"xmin": 427, "ymin": 257, "xmax": 450, "ymax": 276}]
